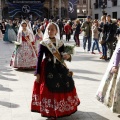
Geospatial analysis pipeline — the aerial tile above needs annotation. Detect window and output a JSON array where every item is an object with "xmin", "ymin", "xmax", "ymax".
[
  {"xmin": 112, "ymin": 12, "xmax": 117, "ymax": 19},
  {"xmin": 83, "ymin": 0, "xmax": 86, "ymax": 4},
  {"xmin": 112, "ymin": 0, "xmax": 117, "ymax": 6},
  {"xmin": 94, "ymin": 0, "xmax": 98, "ymax": 9},
  {"xmin": 99, "ymin": 0, "xmax": 107, "ymax": 8},
  {"xmin": 104, "ymin": 0, "xmax": 107, "ymax": 5},
  {"xmin": 95, "ymin": 14, "xmax": 99, "ymax": 19}
]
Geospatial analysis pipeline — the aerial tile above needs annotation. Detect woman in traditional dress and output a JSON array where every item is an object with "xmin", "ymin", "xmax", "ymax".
[
  {"xmin": 31, "ymin": 22, "xmax": 80, "ymax": 120},
  {"xmin": 10, "ymin": 21, "xmax": 37, "ymax": 69},
  {"xmin": 33, "ymin": 21, "xmax": 38, "ymax": 35},
  {"xmin": 99, "ymin": 16, "xmax": 108, "ymax": 60},
  {"xmin": 34, "ymin": 28, "xmax": 43, "ymax": 53},
  {"xmin": 96, "ymin": 33, "xmax": 120, "ymax": 114},
  {"xmin": 3, "ymin": 20, "xmax": 17, "ymax": 42},
  {"xmin": 13, "ymin": 20, "xmax": 19, "ymax": 35}
]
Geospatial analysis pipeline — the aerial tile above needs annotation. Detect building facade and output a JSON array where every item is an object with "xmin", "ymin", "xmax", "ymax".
[
  {"xmin": 91, "ymin": 0, "xmax": 120, "ymax": 20},
  {"xmin": 77, "ymin": 0, "xmax": 92, "ymax": 18},
  {"xmin": 0, "ymin": 0, "xmax": 68, "ymax": 20}
]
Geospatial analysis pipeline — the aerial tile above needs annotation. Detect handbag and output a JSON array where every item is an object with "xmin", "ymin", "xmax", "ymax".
[
  {"xmin": 99, "ymin": 33, "xmax": 107, "ymax": 44},
  {"xmin": 99, "ymin": 39, "xmax": 105, "ymax": 44}
]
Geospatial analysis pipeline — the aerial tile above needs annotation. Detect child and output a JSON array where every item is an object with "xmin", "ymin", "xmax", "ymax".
[
  {"xmin": 34, "ymin": 28, "xmax": 43, "ymax": 53},
  {"xmin": 10, "ymin": 21, "xmax": 37, "ymax": 69},
  {"xmin": 31, "ymin": 22, "xmax": 80, "ymax": 120}
]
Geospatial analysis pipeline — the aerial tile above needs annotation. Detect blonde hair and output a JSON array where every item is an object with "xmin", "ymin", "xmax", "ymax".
[
  {"xmin": 93, "ymin": 19, "xmax": 99, "ymax": 27},
  {"xmin": 101, "ymin": 16, "xmax": 106, "ymax": 22},
  {"xmin": 75, "ymin": 19, "xmax": 80, "ymax": 24}
]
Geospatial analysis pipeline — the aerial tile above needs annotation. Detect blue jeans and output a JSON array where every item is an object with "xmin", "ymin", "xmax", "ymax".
[
  {"xmin": 102, "ymin": 43, "xmax": 107, "ymax": 56},
  {"xmin": 92, "ymin": 38, "xmax": 101, "ymax": 52},
  {"xmin": 83, "ymin": 36, "xmax": 91, "ymax": 51}
]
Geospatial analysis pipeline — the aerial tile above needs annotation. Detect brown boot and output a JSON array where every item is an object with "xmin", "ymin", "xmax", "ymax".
[
  {"xmin": 100, "ymin": 56, "xmax": 104, "ymax": 59},
  {"xmin": 104, "ymin": 56, "xmax": 108, "ymax": 61}
]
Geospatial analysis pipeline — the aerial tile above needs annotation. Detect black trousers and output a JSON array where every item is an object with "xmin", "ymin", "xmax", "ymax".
[
  {"xmin": 66, "ymin": 34, "xmax": 70, "ymax": 41},
  {"xmin": 107, "ymin": 41, "xmax": 113, "ymax": 58}
]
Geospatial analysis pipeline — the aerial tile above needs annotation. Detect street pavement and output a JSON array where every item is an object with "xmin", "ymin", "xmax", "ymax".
[{"xmin": 0, "ymin": 36, "xmax": 120, "ymax": 120}]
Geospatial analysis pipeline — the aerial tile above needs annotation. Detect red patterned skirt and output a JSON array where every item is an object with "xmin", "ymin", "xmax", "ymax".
[
  {"xmin": 31, "ymin": 60, "xmax": 80, "ymax": 118},
  {"xmin": 10, "ymin": 41, "xmax": 37, "ymax": 69}
]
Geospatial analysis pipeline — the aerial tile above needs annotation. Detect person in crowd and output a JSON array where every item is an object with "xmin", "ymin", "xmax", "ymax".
[
  {"xmin": 3, "ymin": 20, "xmax": 17, "ymax": 42},
  {"xmin": 74, "ymin": 19, "xmax": 81, "ymax": 47},
  {"xmin": 29, "ymin": 14, "xmax": 33, "ymax": 21},
  {"xmin": 34, "ymin": 28, "xmax": 43, "ymax": 53},
  {"xmin": 40, "ymin": 22, "xmax": 45, "ymax": 33},
  {"xmin": 36, "ymin": 20, "xmax": 41, "ymax": 28},
  {"xmin": 10, "ymin": 21, "xmax": 37, "ymax": 69},
  {"xmin": 1, "ymin": 21, "xmax": 6, "ymax": 34},
  {"xmin": 91, "ymin": 19, "xmax": 102, "ymax": 54},
  {"xmin": 43, "ymin": 18, "xmax": 49, "ymax": 29},
  {"xmin": 25, "ymin": 19, "xmax": 35, "ymax": 40},
  {"xmin": 96, "ymin": 34, "xmax": 120, "ymax": 114},
  {"xmin": 105, "ymin": 15, "xmax": 117, "ymax": 59},
  {"xmin": 64, "ymin": 21, "xmax": 72, "ymax": 42},
  {"xmin": 116, "ymin": 18, "xmax": 120, "ymax": 36},
  {"xmin": 31, "ymin": 22, "xmax": 80, "ymax": 120},
  {"xmin": 56, "ymin": 19, "xmax": 64, "ymax": 40},
  {"xmin": 81, "ymin": 16, "xmax": 92, "ymax": 52},
  {"xmin": 68, "ymin": 19, "xmax": 73, "ymax": 39},
  {"xmin": 26, "ymin": 19, "xmax": 33, "ymax": 31},
  {"xmin": 98, "ymin": 15, "xmax": 108, "ymax": 60},
  {"xmin": 33, "ymin": 21, "xmax": 38, "ymax": 35},
  {"xmin": 13, "ymin": 20, "xmax": 19, "ymax": 35},
  {"xmin": 0, "ymin": 20, "xmax": 3, "ymax": 40},
  {"xmin": 49, "ymin": 19, "xmax": 52, "ymax": 23}
]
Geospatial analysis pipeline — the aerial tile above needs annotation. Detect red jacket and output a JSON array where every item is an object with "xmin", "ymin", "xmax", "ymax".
[{"xmin": 64, "ymin": 24, "xmax": 72, "ymax": 34}]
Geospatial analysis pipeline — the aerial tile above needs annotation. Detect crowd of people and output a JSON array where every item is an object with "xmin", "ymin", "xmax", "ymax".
[
  {"xmin": 1, "ymin": 15, "xmax": 120, "ymax": 62},
  {"xmin": 1, "ymin": 15, "xmax": 120, "ymax": 119}
]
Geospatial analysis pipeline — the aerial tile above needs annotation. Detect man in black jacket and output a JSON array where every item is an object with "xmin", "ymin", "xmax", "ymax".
[
  {"xmin": 56, "ymin": 19, "xmax": 64, "ymax": 40},
  {"xmin": 105, "ymin": 15, "xmax": 117, "ymax": 59}
]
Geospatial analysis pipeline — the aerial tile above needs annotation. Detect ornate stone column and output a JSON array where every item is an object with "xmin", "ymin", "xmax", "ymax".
[
  {"xmin": 52, "ymin": 0, "xmax": 54, "ymax": 17},
  {"xmin": 59, "ymin": 0, "xmax": 61, "ymax": 19},
  {"xmin": 87, "ymin": 0, "xmax": 90, "ymax": 15}
]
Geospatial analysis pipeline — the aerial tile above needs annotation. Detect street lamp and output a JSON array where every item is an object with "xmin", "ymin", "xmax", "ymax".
[{"xmin": 101, "ymin": 0, "xmax": 107, "ymax": 15}]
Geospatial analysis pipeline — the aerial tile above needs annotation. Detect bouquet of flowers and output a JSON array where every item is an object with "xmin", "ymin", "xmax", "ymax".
[
  {"xmin": 13, "ymin": 41, "xmax": 21, "ymax": 52},
  {"xmin": 64, "ymin": 44, "xmax": 75, "ymax": 54}
]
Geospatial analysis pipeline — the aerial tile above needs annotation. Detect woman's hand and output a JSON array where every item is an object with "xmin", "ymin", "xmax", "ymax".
[
  {"xmin": 35, "ymin": 74, "xmax": 40, "ymax": 83},
  {"xmin": 111, "ymin": 66, "xmax": 118, "ymax": 73},
  {"xmin": 63, "ymin": 53, "xmax": 70, "ymax": 60}
]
